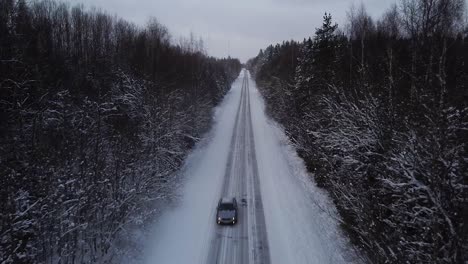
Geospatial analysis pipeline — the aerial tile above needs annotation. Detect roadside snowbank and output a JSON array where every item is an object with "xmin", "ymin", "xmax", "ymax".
[{"xmin": 248, "ymin": 71, "xmax": 360, "ymax": 264}]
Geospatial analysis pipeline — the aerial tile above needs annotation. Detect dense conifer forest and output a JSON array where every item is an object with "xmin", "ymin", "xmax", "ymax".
[
  {"xmin": 248, "ymin": 1, "xmax": 467, "ymax": 263},
  {"xmin": 0, "ymin": 0, "xmax": 240, "ymax": 263}
]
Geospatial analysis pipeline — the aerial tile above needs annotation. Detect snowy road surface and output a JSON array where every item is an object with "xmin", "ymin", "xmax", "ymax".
[
  {"xmin": 144, "ymin": 70, "xmax": 360, "ymax": 264},
  {"xmin": 206, "ymin": 72, "xmax": 269, "ymax": 264}
]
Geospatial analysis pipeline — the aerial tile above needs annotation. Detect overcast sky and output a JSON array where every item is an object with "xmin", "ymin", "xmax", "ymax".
[{"xmin": 66, "ymin": 0, "xmax": 396, "ymax": 62}]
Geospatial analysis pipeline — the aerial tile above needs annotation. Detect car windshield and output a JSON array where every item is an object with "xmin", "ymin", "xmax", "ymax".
[{"xmin": 219, "ymin": 203, "xmax": 235, "ymax": 211}]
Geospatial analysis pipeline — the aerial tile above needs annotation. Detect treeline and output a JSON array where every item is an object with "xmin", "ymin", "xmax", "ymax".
[
  {"xmin": 0, "ymin": 0, "xmax": 240, "ymax": 263},
  {"xmin": 249, "ymin": 0, "xmax": 467, "ymax": 263}
]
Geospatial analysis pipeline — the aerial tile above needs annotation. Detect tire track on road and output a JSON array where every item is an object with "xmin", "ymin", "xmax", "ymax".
[{"xmin": 245, "ymin": 73, "xmax": 271, "ymax": 264}]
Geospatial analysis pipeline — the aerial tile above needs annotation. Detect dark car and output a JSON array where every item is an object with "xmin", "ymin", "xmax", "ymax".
[{"xmin": 216, "ymin": 197, "xmax": 238, "ymax": 225}]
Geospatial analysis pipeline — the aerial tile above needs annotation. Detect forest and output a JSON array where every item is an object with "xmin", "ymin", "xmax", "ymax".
[
  {"xmin": 0, "ymin": 0, "xmax": 240, "ymax": 263},
  {"xmin": 248, "ymin": 0, "xmax": 467, "ymax": 263}
]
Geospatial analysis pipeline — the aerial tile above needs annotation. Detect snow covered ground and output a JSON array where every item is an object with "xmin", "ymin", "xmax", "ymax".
[{"xmin": 142, "ymin": 70, "xmax": 361, "ymax": 264}]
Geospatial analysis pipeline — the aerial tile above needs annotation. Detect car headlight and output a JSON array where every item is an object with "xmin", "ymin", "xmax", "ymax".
[
  {"xmin": 218, "ymin": 217, "xmax": 221, "ymax": 221},
  {"xmin": 232, "ymin": 217, "xmax": 235, "ymax": 220}
]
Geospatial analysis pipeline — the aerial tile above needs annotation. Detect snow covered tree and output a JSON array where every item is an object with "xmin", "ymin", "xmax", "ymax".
[
  {"xmin": 0, "ymin": 0, "xmax": 241, "ymax": 263},
  {"xmin": 250, "ymin": 2, "xmax": 467, "ymax": 262}
]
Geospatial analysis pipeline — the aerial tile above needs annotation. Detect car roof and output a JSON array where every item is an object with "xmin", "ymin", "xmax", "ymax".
[{"xmin": 220, "ymin": 197, "xmax": 235, "ymax": 204}]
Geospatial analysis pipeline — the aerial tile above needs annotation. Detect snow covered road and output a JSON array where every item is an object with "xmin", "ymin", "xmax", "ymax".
[
  {"xmin": 143, "ymin": 70, "xmax": 360, "ymax": 264},
  {"xmin": 206, "ymin": 71, "xmax": 270, "ymax": 264}
]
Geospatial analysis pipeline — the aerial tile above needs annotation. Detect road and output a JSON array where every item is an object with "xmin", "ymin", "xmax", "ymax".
[
  {"xmin": 206, "ymin": 71, "xmax": 270, "ymax": 264},
  {"xmin": 144, "ymin": 70, "xmax": 359, "ymax": 264}
]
